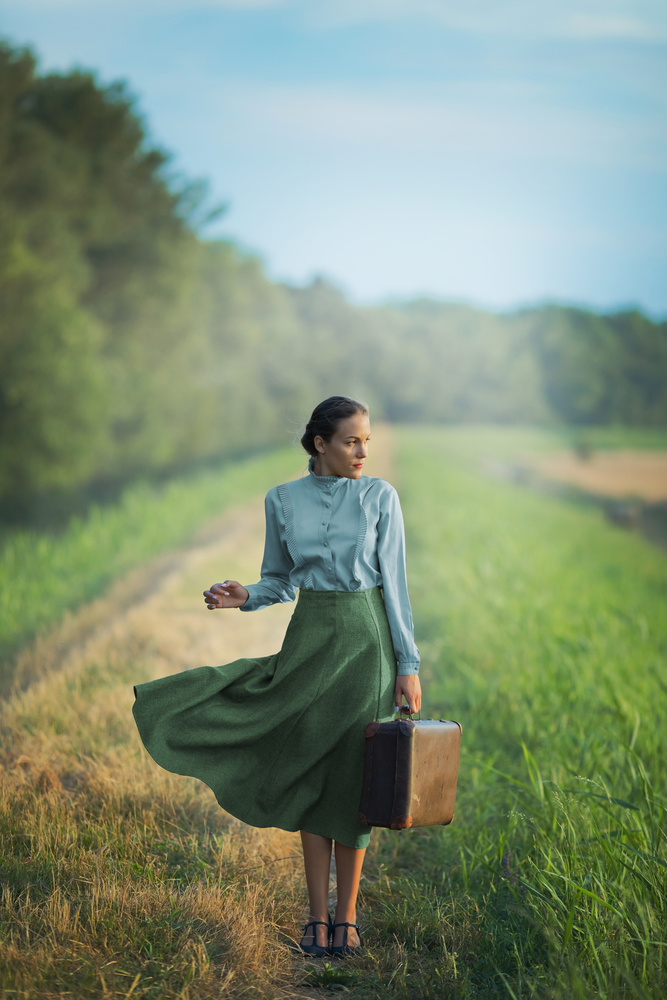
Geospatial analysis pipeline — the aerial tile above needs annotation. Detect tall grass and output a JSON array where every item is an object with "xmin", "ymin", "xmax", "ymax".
[{"xmin": 359, "ymin": 427, "xmax": 667, "ymax": 998}]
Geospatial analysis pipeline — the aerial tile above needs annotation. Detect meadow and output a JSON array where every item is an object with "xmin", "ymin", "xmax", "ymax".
[
  {"xmin": 1, "ymin": 426, "xmax": 665, "ymax": 998},
  {"xmin": 0, "ymin": 448, "xmax": 305, "ymax": 697}
]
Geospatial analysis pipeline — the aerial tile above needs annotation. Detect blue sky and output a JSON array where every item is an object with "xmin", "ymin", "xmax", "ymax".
[{"xmin": 2, "ymin": 0, "xmax": 666, "ymax": 315}]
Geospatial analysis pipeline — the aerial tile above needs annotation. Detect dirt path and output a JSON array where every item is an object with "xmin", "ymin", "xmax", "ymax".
[{"xmin": 1, "ymin": 428, "xmax": 395, "ymax": 999}]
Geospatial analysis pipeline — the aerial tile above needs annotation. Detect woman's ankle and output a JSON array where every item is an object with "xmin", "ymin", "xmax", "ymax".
[
  {"xmin": 331, "ymin": 920, "xmax": 360, "ymax": 948},
  {"xmin": 300, "ymin": 915, "xmax": 330, "ymax": 948}
]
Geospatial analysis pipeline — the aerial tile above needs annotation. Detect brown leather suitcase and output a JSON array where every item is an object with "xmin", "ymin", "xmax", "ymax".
[{"xmin": 358, "ymin": 716, "xmax": 462, "ymax": 830}]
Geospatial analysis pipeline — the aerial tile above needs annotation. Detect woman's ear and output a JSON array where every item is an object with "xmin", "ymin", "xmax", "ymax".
[{"xmin": 313, "ymin": 435, "xmax": 326, "ymax": 455}]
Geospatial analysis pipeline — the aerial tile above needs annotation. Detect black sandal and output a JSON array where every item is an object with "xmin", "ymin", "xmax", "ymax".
[
  {"xmin": 297, "ymin": 919, "xmax": 331, "ymax": 957},
  {"xmin": 330, "ymin": 921, "xmax": 363, "ymax": 957}
]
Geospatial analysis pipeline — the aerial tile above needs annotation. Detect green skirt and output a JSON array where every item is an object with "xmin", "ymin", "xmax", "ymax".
[{"xmin": 132, "ymin": 587, "xmax": 397, "ymax": 848}]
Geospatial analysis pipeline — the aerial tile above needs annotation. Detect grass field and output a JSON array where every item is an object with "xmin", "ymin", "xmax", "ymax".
[
  {"xmin": 383, "ymin": 427, "xmax": 666, "ymax": 998},
  {"xmin": 1, "ymin": 426, "xmax": 665, "ymax": 998},
  {"xmin": 0, "ymin": 448, "xmax": 305, "ymax": 696}
]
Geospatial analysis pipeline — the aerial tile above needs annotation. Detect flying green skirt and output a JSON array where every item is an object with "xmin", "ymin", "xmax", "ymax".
[{"xmin": 132, "ymin": 587, "xmax": 397, "ymax": 848}]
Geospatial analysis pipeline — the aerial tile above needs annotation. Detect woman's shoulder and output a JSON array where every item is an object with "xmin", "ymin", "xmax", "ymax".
[
  {"xmin": 265, "ymin": 473, "xmax": 310, "ymax": 502},
  {"xmin": 358, "ymin": 475, "xmax": 399, "ymax": 503},
  {"xmin": 360, "ymin": 473, "xmax": 396, "ymax": 491}
]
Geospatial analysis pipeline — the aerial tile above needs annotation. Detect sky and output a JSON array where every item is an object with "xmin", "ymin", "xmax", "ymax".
[{"xmin": 2, "ymin": 0, "xmax": 667, "ymax": 316}]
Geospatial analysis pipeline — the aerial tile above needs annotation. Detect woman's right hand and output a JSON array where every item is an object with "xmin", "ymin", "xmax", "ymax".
[{"xmin": 203, "ymin": 580, "xmax": 249, "ymax": 610}]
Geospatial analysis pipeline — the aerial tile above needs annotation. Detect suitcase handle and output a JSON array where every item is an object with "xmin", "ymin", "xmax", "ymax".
[
  {"xmin": 395, "ymin": 705, "xmax": 421, "ymax": 721},
  {"xmin": 395, "ymin": 708, "xmax": 462, "ymax": 733}
]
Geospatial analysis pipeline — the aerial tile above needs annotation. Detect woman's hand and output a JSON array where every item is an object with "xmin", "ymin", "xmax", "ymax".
[
  {"xmin": 203, "ymin": 580, "xmax": 249, "ymax": 610},
  {"xmin": 394, "ymin": 673, "xmax": 422, "ymax": 715}
]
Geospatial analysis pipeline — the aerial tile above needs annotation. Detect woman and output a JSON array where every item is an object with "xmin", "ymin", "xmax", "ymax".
[{"xmin": 133, "ymin": 396, "xmax": 421, "ymax": 957}]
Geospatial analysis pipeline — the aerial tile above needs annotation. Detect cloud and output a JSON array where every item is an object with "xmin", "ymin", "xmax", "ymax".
[
  {"xmin": 306, "ymin": 0, "xmax": 667, "ymax": 42},
  {"xmin": 566, "ymin": 13, "xmax": 660, "ymax": 41},
  {"xmin": 3, "ymin": 0, "xmax": 666, "ymax": 41},
  {"xmin": 0, "ymin": 0, "xmax": 287, "ymax": 9},
  {"xmin": 200, "ymin": 77, "xmax": 666, "ymax": 171}
]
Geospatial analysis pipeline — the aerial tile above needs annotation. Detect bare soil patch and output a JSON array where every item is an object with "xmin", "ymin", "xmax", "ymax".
[{"xmin": 527, "ymin": 449, "xmax": 667, "ymax": 501}]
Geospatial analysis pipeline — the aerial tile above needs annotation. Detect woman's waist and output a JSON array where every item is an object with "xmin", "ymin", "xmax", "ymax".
[{"xmin": 297, "ymin": 586, "xmax": 383, "ymax": 604}]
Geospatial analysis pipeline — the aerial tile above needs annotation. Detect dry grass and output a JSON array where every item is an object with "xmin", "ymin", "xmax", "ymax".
[
  {"xmin": 528, "ymin": 448, "xmax": 667, "ymax": 500},
  {"xmin": 1, "ymin": 430, "xmax": 394, "ymax": 999}
]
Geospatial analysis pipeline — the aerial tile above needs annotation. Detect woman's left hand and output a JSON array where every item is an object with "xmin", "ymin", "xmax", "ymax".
[{"xmin": 394, "ymin": 674, "xmax": 422, "ymax": 715}]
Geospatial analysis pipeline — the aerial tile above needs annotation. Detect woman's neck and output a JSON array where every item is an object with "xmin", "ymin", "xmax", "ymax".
[{"xmin": 312, "ymin": 456, "xmax": 339, "ymax": 478}]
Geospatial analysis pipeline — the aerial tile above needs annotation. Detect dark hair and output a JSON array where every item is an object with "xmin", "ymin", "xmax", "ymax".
[{"xmin": 300, "ymin": 396, "xmax": 369, "ymax": 457}]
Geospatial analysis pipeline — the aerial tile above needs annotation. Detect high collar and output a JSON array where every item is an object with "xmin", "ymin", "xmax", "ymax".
[{"xmin": 308, "ymin": 455, "xmax": 348, "ymax": 491}]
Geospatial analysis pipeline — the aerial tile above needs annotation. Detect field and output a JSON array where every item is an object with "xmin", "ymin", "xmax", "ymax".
[
  {"xmin": 526, "ymin": 450, "xmax": 667, "ymax": 501},
  {"xmin": 0, "ymin": 448, "xmax": 306, "ymax": 691},
  {"xmin": 1, "ymin": 426, "xmax": 666, "ymax": 998}
]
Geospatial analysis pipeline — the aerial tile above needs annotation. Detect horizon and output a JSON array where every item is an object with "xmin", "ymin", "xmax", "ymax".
[{"xmin": 277, "ymin": 273, "xmax": 665, "ymax": 320}]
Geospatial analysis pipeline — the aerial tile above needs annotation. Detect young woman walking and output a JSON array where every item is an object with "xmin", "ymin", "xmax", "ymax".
[{"xmin": 132, "ymin": 396, "xmax": 421, "ymax": 956}]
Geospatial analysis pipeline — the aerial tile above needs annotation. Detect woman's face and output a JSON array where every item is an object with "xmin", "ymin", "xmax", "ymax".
[{"xmin": 314, "ymin": 412, "xmax": 371, "ymax": 479}]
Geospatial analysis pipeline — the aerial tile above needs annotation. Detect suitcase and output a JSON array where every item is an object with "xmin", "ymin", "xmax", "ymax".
[{"xmin": 358, "ymin": 715, "xmax": 462, "ymax": 830}]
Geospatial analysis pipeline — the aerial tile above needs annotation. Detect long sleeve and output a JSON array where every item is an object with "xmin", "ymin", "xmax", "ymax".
[
  {"xmin": 376, "ymin": 486, "xmax": 420, "ymax": 675},
  {"xmin": 240, "ymin": 489, "xmax": 297, "ymax": 611}
]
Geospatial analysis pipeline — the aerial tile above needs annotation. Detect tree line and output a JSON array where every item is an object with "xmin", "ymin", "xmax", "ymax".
[{"xmin": 1, "ymin": 40, "xmax": 666, "ymax": 519}]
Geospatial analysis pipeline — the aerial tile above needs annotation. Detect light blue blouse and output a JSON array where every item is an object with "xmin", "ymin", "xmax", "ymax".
[{"xmin": 241, "ymin": 459, "xmax": 420, "ymax": 675}]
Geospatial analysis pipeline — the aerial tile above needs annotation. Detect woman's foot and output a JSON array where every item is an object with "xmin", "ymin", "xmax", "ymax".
[
  {"xmin": 298, "ymin": 916, "xmax": 330, "ymax": 956},
  {"xmin": 332, "ymin": 908, "xmax": 362, "ymax": 955},
  {"xmin": 331, "ymin": 921, "xmax": 362, "ymax": 956}
]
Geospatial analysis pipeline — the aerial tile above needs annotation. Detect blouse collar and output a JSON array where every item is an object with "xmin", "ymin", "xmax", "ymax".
[{"xmin": 308, "ymin": 456, "xmax": 347, "ymax": 491}]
